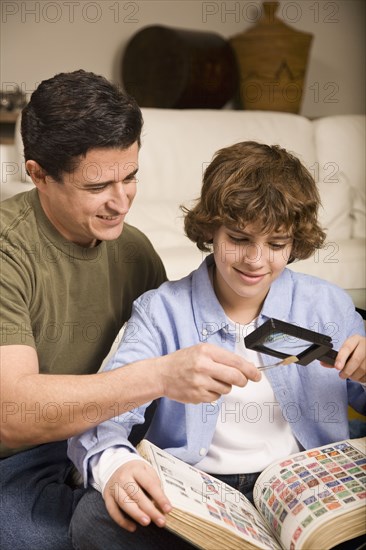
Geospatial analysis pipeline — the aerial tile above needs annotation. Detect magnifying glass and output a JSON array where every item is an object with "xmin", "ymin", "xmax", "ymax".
[{"xmin": 244, "ymin": 318, "xmax": 338, "ymax": 370}]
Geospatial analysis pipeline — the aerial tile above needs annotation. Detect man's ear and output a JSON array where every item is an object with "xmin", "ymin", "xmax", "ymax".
[{"xmin": 25, "ymin": 160, "xmax": 48, "ymax": 189}]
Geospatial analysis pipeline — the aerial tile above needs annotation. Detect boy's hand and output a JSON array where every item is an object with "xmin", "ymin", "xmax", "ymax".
[
  {"xmin": 321, "ymin": 335, "xmax": 366, "ymax": 383},
  {"xmin": 103, "ymin": 460, "xmax": 172, "ymax": 532}
]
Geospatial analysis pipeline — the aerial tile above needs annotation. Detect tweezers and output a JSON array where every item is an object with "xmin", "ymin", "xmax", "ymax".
[{"xmin": 258, "ymin": 355, "xmax": 299, "ymax": 372}]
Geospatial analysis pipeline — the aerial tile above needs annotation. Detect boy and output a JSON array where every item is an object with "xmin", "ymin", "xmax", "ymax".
[{"xmin": 69, "ymin": 141, "xmax": 365, "ymax": 550}]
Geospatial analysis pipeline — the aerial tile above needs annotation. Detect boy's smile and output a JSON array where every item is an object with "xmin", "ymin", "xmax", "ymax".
[{"xmin": 232, "ymin": 267, "xmax": 268, "ymax": 285}]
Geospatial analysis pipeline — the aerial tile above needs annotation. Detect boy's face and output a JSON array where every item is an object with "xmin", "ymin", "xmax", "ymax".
[
  {"xmin": 212, "ymin": 224, "xmax": 293, "ymax": 322},
  {"xmin": 36, "ymin": 143, "xmax": 139, "ymax": 247}
]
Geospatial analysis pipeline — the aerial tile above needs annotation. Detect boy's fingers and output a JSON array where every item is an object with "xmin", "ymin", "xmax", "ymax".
[
  {"xmin": 139, "ymin": 469, "xmax": 172, "ymax": 516},
  {"xmin": 104, "ymin": 492, "xmax": 137, "ymax": 532},
  {"xmin": 108, "ymin": 481, "xmax": 156, "ymax": 527},
  {"xmin": 327, "ymin": 336, "xmax": 365, "ymax": 381},
  {"xmin": 116, "ymin": 489, "xmax": 158, "ymax": 526},
  {"xmin": 319, "ymin": 361, "xmax": 333, "ymax": 369},
  {"xmin": 107, "ymin": 466, "xmax": 171, "ymax": 528},
  {"xmin": 334, "ymin": 345, "xmax": 354, "ymax": 371}
]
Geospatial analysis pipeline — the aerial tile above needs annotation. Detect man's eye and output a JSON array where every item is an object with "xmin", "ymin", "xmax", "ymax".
[
  {"xmin": 124, "ymin": 176, "xmax": 137, "ymax": 183},
  {"xmin": 89, "ymin": 186, "xmax": 107, "ymax": 192}
]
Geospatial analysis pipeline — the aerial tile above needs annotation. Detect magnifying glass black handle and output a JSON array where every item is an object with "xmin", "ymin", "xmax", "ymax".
[{"xmin": 318, "ymin": 348, "xmax": 338, "ymax": 366}]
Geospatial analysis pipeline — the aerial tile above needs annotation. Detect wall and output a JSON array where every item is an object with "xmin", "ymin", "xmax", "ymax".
[{"xmin": 0, "ymin": 0, "xmax": 365, "ymax": 118}]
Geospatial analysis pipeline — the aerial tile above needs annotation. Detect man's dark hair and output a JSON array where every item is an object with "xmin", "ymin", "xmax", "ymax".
[{"xmin": 21, "ymin": 69, "xmax": 143, "ymax": 182}]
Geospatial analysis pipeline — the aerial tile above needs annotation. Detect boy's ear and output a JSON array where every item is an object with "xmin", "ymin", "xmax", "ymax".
[{"xmin": 25, "ymin": 160, "xmax": 48, "ymax": 188}]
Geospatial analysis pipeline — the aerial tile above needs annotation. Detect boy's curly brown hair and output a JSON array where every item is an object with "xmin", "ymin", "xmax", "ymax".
[{"xmin": 182, "ymin": 141, "xmax": 326, "ymax": 262}]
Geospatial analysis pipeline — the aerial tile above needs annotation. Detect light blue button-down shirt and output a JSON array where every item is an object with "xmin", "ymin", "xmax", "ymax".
[{"xmin": 68, "ymin": 255, "xmax": 365, "ymax": 485}]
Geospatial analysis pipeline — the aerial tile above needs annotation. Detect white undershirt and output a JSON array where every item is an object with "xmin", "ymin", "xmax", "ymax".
[{"xmin": 197, "ymin": 320, "xmax": 300, "ymax": 474}]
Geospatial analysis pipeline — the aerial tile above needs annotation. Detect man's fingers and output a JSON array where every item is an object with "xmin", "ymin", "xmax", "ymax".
[
  {"xmin": 207, "ymin": 345, "xmax": 261, "ymax": 383},
  {"xmin": 160, "ymin": 343, "xmax": 261, "ymax": 404},
  {"xmin": 209, "ymin": 362, "xmax": 261, "ymax": 392},
  {"xmin": 196, "ymin": 344, "xmax": 261, "ymax": 387},
  {"xmin": 213, "ymin": 361, "xmax": 260, "ymax": 386}
]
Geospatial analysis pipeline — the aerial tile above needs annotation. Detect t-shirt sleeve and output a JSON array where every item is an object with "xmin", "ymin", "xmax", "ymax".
[{"xmin": 0, "ymin": 244, "xmax": 35, "ymax": 348}]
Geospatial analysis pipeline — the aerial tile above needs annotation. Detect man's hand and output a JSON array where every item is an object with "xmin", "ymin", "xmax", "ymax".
[
  {"xmin": 321, "ymin": 335, "xmax": 366, "ymax": 383},
  {"xmin": 103, "ymin": 460, "xmax": 171, "ymax": 532},
  {"xmin": 157, "ymin": 343, "xmax": 261, "ymax": 404}
]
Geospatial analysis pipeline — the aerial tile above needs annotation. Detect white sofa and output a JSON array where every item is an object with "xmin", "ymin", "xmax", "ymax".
[{"xmin": 1, "ymin": 109, "xmax": 365, "ymax": 307}]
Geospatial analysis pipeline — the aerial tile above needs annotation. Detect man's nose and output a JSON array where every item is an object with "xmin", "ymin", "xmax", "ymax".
[{"xmin": 107, "ymin": 183, "xmax": 130, "ymax": 211}]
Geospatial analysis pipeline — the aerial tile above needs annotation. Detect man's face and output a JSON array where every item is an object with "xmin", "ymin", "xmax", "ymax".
[{"xmin": 39, "ymin": 143, "xmax": 139, "ymax": 247}]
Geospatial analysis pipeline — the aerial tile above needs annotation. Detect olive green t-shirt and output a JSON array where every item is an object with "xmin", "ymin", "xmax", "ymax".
[{"xmin": 0, "ymin": 189, "xmax": 166, "ymax": 457}]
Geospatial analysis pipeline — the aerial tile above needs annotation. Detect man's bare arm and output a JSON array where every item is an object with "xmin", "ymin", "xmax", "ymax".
[
  {"xmin": 0, "ymin": 343, "xmax": 260, "ymax": 448},
  {"xmin": 0, "ymin": 344, "xmax": 165, "ymax": 448}
]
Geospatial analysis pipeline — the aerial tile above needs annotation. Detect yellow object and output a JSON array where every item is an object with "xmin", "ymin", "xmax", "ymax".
[{"xmin": 348, "ymin": 406, "xmax": 366, "ymax": 422}]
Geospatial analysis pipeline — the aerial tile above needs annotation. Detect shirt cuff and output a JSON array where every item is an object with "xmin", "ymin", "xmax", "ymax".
[{"xmin": 90, "ymin": 446, "xmax": 149, "ymax": 497}]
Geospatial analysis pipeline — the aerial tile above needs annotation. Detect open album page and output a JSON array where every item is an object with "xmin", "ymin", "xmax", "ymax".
[
  {"xmin": 138, "ymin": 440, "xmax": 282, "ymax": 550},
  {"xmin": 253, "ymin": 438, "xmax": 366, "ymax": 550}
]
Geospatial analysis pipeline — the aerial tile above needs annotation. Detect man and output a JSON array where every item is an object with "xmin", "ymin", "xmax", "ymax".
[{"xmin": 0, "ymin": 70, "xmax": 257, "ymax": 549}]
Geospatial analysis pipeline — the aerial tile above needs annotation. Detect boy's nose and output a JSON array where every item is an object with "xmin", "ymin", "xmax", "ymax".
[{"xmin": 243, "ymin": 243, "xmax": 263, "ymax": 263}]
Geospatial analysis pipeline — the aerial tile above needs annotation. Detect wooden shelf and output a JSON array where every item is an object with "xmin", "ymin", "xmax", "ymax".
[
  {"xmin": 0, "ymin": 110, "xmax": 20, "ymax": 144},
  {"xmin": 0, "ymin": 110, "xmax": 20, "ymax": 123}
]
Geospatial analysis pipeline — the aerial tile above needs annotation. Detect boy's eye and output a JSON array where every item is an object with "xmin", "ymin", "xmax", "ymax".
[
  {"xmin": 228, "ymin": 235, "xmax": 250, "ymax": 244},
  {"xmin": 269, "ymin": 243, "xmax": 287, "ymax": 250},
  {"xmin": 228, "ymin": 234, "xmax": 289, "ymax": 249}
]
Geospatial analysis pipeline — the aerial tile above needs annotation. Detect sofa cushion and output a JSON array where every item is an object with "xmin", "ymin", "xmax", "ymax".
[
  {"xmin": 288, "ymin": 238, "xmax": 366, "ymax": 290},
  {"xmin": 318, "ymin": 170, "xmax": 352, "ymax": 240},
  {"xmin": 313, "ymin": 115, "xmax": 365, "ymax": 239},
  {"xmin": 137, "ymin": 108, "xmax": 317, "ymax": 205}
]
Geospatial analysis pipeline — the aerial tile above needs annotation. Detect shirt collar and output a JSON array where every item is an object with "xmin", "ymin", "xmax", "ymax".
[
  {"xmin": 260, "ymin": 268, "xmax": 293, "ymax": 322},
  {"xmin": 191, "ymin": 254, "xmax": 228, "ymax": 337}
]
